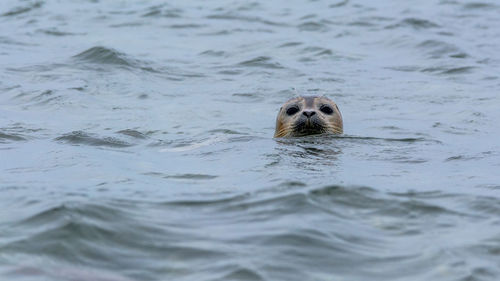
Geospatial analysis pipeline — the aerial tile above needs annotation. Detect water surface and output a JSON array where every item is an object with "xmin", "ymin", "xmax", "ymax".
[{"xmin": 2, "ymin": 0, "xmax": 500, "ymax": 280}]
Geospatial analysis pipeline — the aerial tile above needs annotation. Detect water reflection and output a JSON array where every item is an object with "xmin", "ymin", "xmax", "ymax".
[{"xmin": 271, "ymin": 134, "xmax": 342, "ymax": 172}]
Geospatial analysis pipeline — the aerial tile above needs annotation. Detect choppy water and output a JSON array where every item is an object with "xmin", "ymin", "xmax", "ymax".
[{"xmin": 1, "ymin": 0, "xmax": 500, "ymax": 280}]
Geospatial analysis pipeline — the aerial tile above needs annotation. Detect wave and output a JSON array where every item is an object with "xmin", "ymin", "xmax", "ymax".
[
  {"xmin": 0, "ymin": 131, "xmax": 26, "ymax": 143},
  {"xmin": 73, "ymin": 46, "xmax": 141, "ymax": 68},
  {"xmin": 386, "ymin": 18, "xmax": 440, "ymax": 30},
  {"xmin": 2, "ymin": 2, "xmax": 43, "ymax": 17},
  {"xmin": 237, "ymin": 56, "xmax": 284, "ymax": 69},
  {"xmin": 55, "ymin": 131, "xmax": 134, "ymax": 148},
  {"xmin": 2, "ymin": 185, "xmax": 500, "ymax": 280}
]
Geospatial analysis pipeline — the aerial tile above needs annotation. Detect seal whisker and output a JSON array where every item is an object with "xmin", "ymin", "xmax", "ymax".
[
  {"xmin": 275, "ymin": 125, "xmax": 293, "ymax": 137},
  {"xmin": 326, "ymin": 125, "xmax": 343, "ymax": 134},
  {"xmin": 326, "ymin": 124, "xmax": 342, "ymax": 131}
]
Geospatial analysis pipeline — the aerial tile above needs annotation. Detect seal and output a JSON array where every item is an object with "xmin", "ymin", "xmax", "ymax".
[{"xmin": 274, "ymin": 96, "xmax": 343, "ymax": 137}]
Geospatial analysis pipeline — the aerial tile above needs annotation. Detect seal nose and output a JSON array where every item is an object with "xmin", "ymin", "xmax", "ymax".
[{"xmin": 302, "ymin": 110, "xmax": 316, "ymax": 118}]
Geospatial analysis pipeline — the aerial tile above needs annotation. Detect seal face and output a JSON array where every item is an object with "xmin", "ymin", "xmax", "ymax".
[{"xmin": 274, "ymin": 96, "xmax": 343, "ymax": 137}]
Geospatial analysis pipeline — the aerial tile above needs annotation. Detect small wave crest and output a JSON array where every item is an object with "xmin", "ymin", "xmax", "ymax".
[
  {"xmin": 72, "ymin": 46, "xmax": 162, "ymax": 74},
  {"xmin": 386, "ymin": 18, "xmax": 440, "ymax": 30},
  {"xmin": 55, "ymin": 131, "xmax": 134, "ymax": 148},
  {"xmin": 2, "ymin": 200, "xmax": 228, "ymax": 280},
  {"xmin": 237, "ymin": 56, "xmax": 284, "ymax": 69},
  {"xmin": 276, "ymin": 133, "xmax": 440, "ymax": 144},
  {"xmin": 0, "ymin": 131, "xmax": 26, "ymax": 143},
  {"xmin": 1, "ymin": 2, "xmax": 43, "ymax": 17},
  {"xmin": 73, "ymin": 46, "xmax": 138, "ymax": 67}
]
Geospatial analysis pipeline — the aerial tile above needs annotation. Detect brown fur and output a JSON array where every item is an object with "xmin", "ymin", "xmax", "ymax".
[{"xmin": 274, "ymin": 96, "xmax": 343, "ymax": 137}]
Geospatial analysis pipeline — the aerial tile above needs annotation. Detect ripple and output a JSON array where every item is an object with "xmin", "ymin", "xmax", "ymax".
[
  {"xmin": 280, "ymin": 134, "xmax": 440, "ymax": 144},
  {"xmin": 446, "ymin": 151, "xmax": 496, "ymax": 162},
  {"xmin": 5, "ymin": 264, "xmax": 135, "ymax": 281},
  {"xmin": 160, "ymin": 193, "xmax": 249, "ymax": 207},
  {"xmin": 17, "ymin": 202, "xmax": 130, "ymax": 228},
  {"xmin": 465, "ymin": 196, "xmax": 500, "ymax": 214},
  {"xmin": 28, "ymin": 89, "xmax": 63, "ymax": 106},
  {"xmin": 169, "ymin": 23, "xmax": 206, "ymax": 29},
  {"xmin": 440, "ymin": 66, "xmax": 475, "ymax": 74},
  {"xmin": 116, "ymin": 129, "xmax": 149, "ymax": 139},
  {"xmin": 463, "ymin": 2, "xmax": 498, "ymax": 10},
  {"xmin": 72, "ymin": 46, "xmax": 165, "ymax": 74},
  {"xmin": 199, "ymin": 50, "xmax": 227, "ymax": 57},
  {"xmin": 450, "ymin": 52, "xmax": 468, "ymax": 58},
  {"xmin": 1, "ymin": 2, "xmax": 43, "ymax": 17},
  {"xmin": 309, "ymin": 185, "xmax": 382, "ymax": 212},
  {"xmin": 217, "ymin": 69, "xmax": 243, "ymax": 75},
  {"xmin": 206, "ymin": 13, "xmax": 286, "ymax": 27},
  {"xmin": 300, "ymin": 46, "xmax": 334, "ymax": 57},
  {"xmin": 73, "ymin": 46, "xmax": 137, "ymax": 67},
  {"xmin": 387, "ymin": 18, "xmax": 440, "ymax": 30},
  {"xmin": 37, "ymin": 28, "xmax": 82, "ymax": 37},
  {"xmin": 0, "ymin": 37, "xmax": 37, "ymax": 46},
  {"xmin": 222, "ymin": 267, "xmax": 264, "ymax": 281},
  {"xmin": 417, "ymin": 39, "xmax": 463, "ymax": 59},
  {"xmin": 165, "ymin": 173, "xmax": 218, "ymax": 180},
  {"xmin": 55, "ymin": 131, "xmax": 134, "ymax": 148},
  {"xmin": 329, "ymin": 0, "xmax": 349, "ymax": 8},
  {"xmin": 158, "ymin": 135, "xmax": 228, "ymax": 152},
  {"xmin": 421, "ymin": 65, "xmax": 475, "ymax": 75},
  {"xmin": 297, "ymin": 21, "xmax": 329, "ymax": 32},
  {"xmin": 237, "ymin": 56, "xmax": 284, "ymax": 69},
  {"xmin": 278, "ymin": 42, "xmax": 303, "ymax": 48},
  {"xmin": 142, "ymin": 4, "xmax": 182, "ymax": 18},
  {"xmin": 109, "ymin": 22, "xmax": 145, "ymax": 28},
  {"xmin": 0, "ymin": 131, "xmax": 26, "ymax": 143}
]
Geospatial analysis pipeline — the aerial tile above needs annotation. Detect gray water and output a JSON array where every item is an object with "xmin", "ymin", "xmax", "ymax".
[{"xmin": 1, "ymin": 0, "xmax": 500, "ymax": 280}]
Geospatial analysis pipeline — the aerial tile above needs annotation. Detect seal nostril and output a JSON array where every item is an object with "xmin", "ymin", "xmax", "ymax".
[{"xmin": 303, "ymin": 111, "xmax": 316, "ymax": 118}]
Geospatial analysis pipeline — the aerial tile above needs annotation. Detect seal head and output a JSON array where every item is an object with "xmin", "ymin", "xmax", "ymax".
[{"xmin": 274, "ymin": 96, "xmax": 343, "ymax": 137}]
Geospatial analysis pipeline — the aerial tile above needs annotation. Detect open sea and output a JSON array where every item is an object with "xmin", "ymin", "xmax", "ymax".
[{"xmin": 1, "ymin": 0, "xmax": 500, "ymax": 280}]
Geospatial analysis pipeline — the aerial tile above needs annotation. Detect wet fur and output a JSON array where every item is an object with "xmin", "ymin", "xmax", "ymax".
[{"xmin": 274, "ymin": 96, "xmax": 343, "ymax": 138}]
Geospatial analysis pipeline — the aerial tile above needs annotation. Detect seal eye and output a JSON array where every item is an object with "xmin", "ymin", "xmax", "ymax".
[
  {"xmin": 320, "ymin": 105, "xmax": 333, "ymax": 115},
  {"xmin": 286, "ymin": 106, "xmax": 299, "ymax": 116}
]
